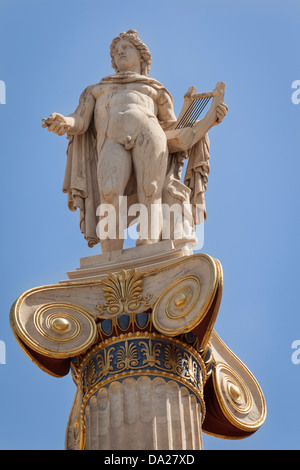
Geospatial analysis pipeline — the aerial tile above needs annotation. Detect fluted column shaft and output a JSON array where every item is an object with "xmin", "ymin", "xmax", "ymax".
[
  {"xmin": 69, "ymin": 332, "xmax": 205, "ymax": 450},
  {"xmin": 84, "ymin": 377, "xmax": 203, "ymax": 450}
]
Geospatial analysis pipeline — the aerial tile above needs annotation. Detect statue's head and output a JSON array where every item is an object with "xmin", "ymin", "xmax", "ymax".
[{"xmin": 110, "ymin": 30, "xmax": 151, "ymax": 75}]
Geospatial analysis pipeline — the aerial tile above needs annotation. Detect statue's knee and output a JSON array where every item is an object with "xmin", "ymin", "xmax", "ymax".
[
  {"xmin": 100, "ymin": 186, "xmax": 119, "ymax": 205},
  {"xmin": 143, "ymin": 181, "xmax": 159, "ymax": 200}
]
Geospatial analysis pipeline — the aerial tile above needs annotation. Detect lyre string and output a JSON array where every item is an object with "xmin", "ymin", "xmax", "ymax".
[
  {"xmin": 188, "ymin": 97, "xmax": 209, "ymax": 125},
  {"xmin": 175, "ymin": 97, "xmax": 211, "ymax": 129}
]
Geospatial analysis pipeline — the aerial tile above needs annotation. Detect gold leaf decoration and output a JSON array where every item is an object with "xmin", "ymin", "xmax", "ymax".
[
  {"xmin": 116, "ymin": 340, "xmax": 139, "ymax": 370},
  {"xmin": 95, "ymin": 269, "xmax": 152, "ymax": 318}
]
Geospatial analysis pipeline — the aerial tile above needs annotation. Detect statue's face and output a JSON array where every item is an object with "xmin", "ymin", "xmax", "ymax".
[{"xmin": 113, "ymin": 39, "xmax": 141, "ymax": 73}]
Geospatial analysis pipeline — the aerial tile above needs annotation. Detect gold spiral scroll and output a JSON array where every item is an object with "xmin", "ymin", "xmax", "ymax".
[
  {"xmin": 213, "ymin": 362, "xmax": 265, "ymax": 432},
  {"xmin": 13, "ymin": 302, "xmax": 97, "ymax": 359},
  {"xmin": 152, "ymin": 255, "xmax": 218, "ymax": 336}
]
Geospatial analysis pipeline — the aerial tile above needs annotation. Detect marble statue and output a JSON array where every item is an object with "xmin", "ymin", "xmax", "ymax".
[
  {"xmin": 42, "ymin": 30, "xmax": 228, "ymax": 253},
  {"xmin": 11, "ymin": 30, "xmax": 266, "ymax": 451}
]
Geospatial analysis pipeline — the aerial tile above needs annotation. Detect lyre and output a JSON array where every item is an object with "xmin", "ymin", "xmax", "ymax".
[
  {"xmin": 165, "ymin": 82, "xmax": 225, "ymax": 153},
  {"xmin": 175, "ymin": 87, "xmax": 219, "ymax": 129}
]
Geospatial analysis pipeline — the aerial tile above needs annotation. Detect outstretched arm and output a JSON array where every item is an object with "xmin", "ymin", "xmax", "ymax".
[{"xmin": 42, "ymin": 85, "xmax": 95, "ymax": 136}]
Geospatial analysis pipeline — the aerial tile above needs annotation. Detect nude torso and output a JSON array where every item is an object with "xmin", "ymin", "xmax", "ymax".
[{"xmin": 92, "ymin": 82, "xmax": 161, "ymax": 143}]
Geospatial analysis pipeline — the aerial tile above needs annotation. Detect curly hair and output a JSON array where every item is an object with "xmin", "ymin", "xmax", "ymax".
[{"xmin": 110, "ymin": 30, "xmax": 152, "ymax": 75}]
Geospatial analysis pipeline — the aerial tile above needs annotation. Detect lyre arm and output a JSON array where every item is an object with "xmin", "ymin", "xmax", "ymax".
[{"xmin": 187, "ymin": 90, "xmax": 220, "ymax": 100}]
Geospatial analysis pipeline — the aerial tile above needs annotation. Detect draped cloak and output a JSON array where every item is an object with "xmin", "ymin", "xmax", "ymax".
[{"xmin": 62, "ymin": 72, "xmax": 210, "ymax": 247}]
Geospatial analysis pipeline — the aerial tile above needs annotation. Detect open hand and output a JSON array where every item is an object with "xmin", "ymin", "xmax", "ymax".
[{"xmin": 42, "ymin": 113, "xmax": 71, "ymax": 136}]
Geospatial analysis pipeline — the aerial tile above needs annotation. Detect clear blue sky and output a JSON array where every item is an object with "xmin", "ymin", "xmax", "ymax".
[{"xmin": 0, "ymin": 0, "xmax": 299, "ymax": 450}]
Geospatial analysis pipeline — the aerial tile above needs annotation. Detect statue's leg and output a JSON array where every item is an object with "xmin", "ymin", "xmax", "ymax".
[
  {"xmin": 97, "ymin": 138, "xmax": 132, "ymax": 252},
  {"xmin": 132, "ymin": 121, "xmax": 168, "ymax": 244}
]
